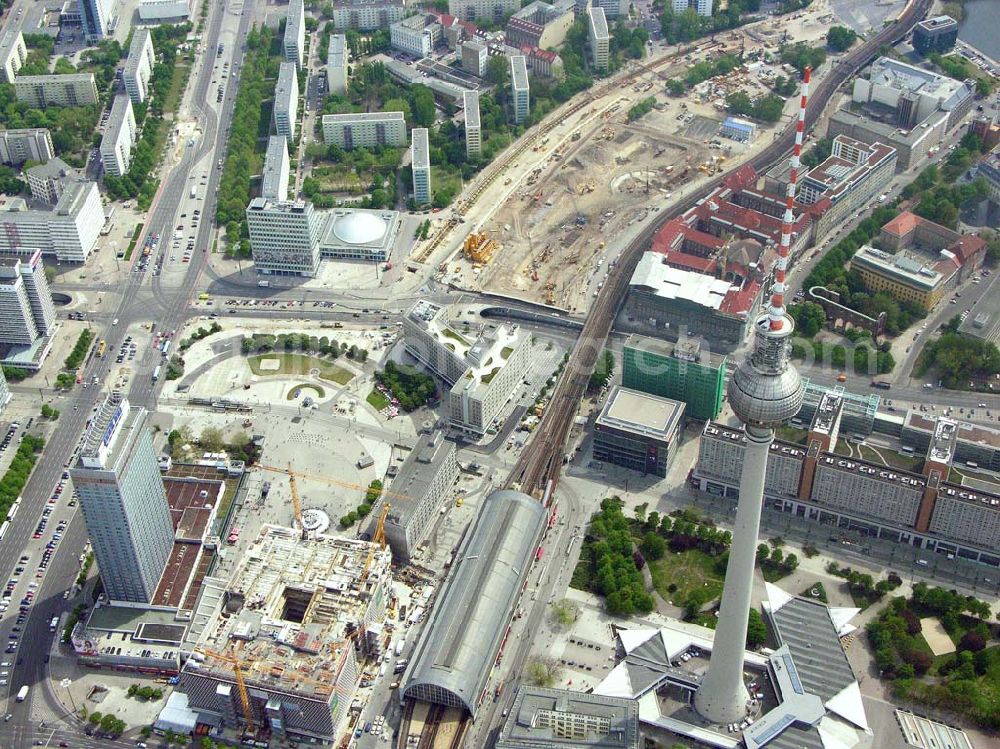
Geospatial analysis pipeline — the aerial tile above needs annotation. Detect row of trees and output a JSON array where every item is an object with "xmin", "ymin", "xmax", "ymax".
[
  {"xmin": 755, "ymin": 541, "xmax": 799, "ymax": 580},
  {"xmin": 339, "ymin": 479, "xmax": 382, "ymax": 528},
  {"xmin": 86, "ymin": 712, "xmax": 126, "ymax": 737},
  {"xmin": 827, "ymin": 562, "xmax": 902, "ymax": 607},
  {"xmin": 178, "ymin": 321, "xmax": 223, "ymax": 352},
  {"xmin": 217, "ymin": 26, "xmax": 280, "ymax": 257},
  {"xmin": 64, "ymin": 329, "xmax": 96, "ymax": 371},
  {"xmin": 374, "ymin": 360, "xmax": 436, "ymax": 412},
  {"xmin": 588, "ymin": 350, "xmax": 614, "ymax": 392},
  {"xmin": 0, "ymin": 435, "xmax": 44, "ymax": 517},
  {"xmin": 241, "ymin": 332, "xmax": 368, "ymax": 362}
]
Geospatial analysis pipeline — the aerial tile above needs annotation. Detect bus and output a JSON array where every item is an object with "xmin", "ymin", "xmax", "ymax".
[
  {"xmin": 152, "ymin": 366, "xmax": 161, "ymax": 382},
  {"xmin": 6, "ymin": 497, "xmax": 19, "ymax": 521},
  {"xmin": 96, "ymin": 339, "xmax": 106, "ymax": 358},
  {"xmin": 161, "ymin": 340, "xmax": 171, "ymax": 356},
  {"xmin": 15, "ymin": 685, "xmax": 28, "ymax": 702},
  {"xmin": 0, "ymin": 521, "xmax": 9, "ymax": 540},
  {"xmin": 198, "ymin": 293, "xmax": 210, "ymax": 301}
]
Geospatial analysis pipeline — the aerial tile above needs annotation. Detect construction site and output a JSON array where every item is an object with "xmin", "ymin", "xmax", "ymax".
[
  {"xmin": 175, "ymin": 525, "xmax": 394, "ymax": 745},
  {"xmin": 462, "ymin": 104, "xmax": 722, "ymax": 311}
]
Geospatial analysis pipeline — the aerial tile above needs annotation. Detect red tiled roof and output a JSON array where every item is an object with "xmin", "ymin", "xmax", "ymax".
[
  {"xmin": 951, "ymin": 235, "xmax": 986, "ymax": 263},
  {"xmin": 881, "ymin": 210, "xmax": 921, "ymax": 237},
  {"xmin": 662, "ymin": 250, "xmax": 718, "ymax": 273},
  {"xmin": 529, "ymin": 46, "xmax": 558, "ymax": 62},
  {"xmin": 723, "ymin": 164, "xmax": 758, "ymax": 190},
  {"xmin": 720, "ymin": 281, "xmax": 761, "ymax": 315}
]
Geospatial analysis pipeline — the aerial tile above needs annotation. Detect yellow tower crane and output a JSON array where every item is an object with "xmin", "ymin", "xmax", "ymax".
[
  {"xmin": 194, "ymin": 647, "xmax": 256, "ymax": 735},
  {"xmin": 286, "ymin": 461, "xmax": 305, "ymax": 539},
  {"xmin": 363, "ymin": 502, "xmax": 391, "ymax": 579}
]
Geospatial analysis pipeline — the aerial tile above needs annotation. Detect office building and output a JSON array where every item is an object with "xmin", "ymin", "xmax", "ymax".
[
  {"xmin": 970, "ymin": 116, "xmax": 1000, "ymax": 152},
  {"xmin": 14, "ymin": 73, "xmax": 99, "ymax": 108},
  {"xmin": 0, "ymin": 251, "xmax": 56, "ymax": 346},
  {"xmin": 0, "ymin": 368, "xmax": 9, "ymax": 413},
  {"xmin": 507, "ymin": 0, "xmax": 574, "ymax": 50},
  {"xmin": 77, "ymin": 0, "xmax": 117, "ymax": 39},
  {"xmin": 321, "ymin": 111, "xmax": 407, "ymax": 149},
  {"xmin": 273, "ymin": 62, "xmax": 299, "ymax": 143},
  {"xmin": 461, "ymin": 40, "xmax": 487, "ymax": 77},
  {"xmin": 448, "ymin": 0, "xmax": 518, "ymax": 22},
  {"xmin": 587, "ymin": 7, "xmax": 609, "ymax": 72},
  {"xmin": 411, "ymin": 127, "xmax": 432, "ymax": 206},
  {"xmin": 177, "ymin": 527, "xmax": 392, "ymax": 744},
  {"xmin": 123, "ymin": 28, "xmax": 155, "ymax": 105},
  {"xmin": 622, "ymin": 335, "xmax": 726, "ymax": 421},
  {"xmin": 0, "ymin": 180, "xmax": 104, "ymax": 263},
  {"xmin": 850, "ymin": 243, "xmax": 971, "ymax": 311},
  {"xmin": 384, "ymin": 432, "xmax": 459, "ymax": 561},
  {"xmin": 261, "ymin": 136, "xmax": 290, "ymax": 202},
  {"xmin": 624, "ymin": 252, "xmax": 760, "ymax": 348},
  {"xmin": 511, "ymin": 55, "xmax": 529, "ymax": 124},
  {"xmin": 246, "ymin": 198, "xmax": 323, "ymax": 276},
  {"xmin": 403, "ymin": 300, "xmax": 472, "ymax": 384},
  {"xmin": 71, "ymin": 394, "xmax": 175, "ymax": 604},
  {"xmin": 402, "ymin": 490, "xmax": 545, "ymax": 717},
  {"xmin": 403, "ymin": 300, "xmax": 532, "ymax": 435},
  {"xmin": 913, "ymin": 15, "xmax": 958, "ymax": 56},
  {"xmin": 719, "ymin": 116, "xmax": 756, "ymax": 142},
  {"xmin": 0, "ymin": 29, "xmax": 27, "ymax": 83},
  {"xmin": 464, "ymin": 90, "xmax": 481, "ymax": 159},
  {"xmin": 782, "ymin": 134, "xmax": 897, "ymax": 238},
  {"xmin": 879, "ymin": 210, "xmax": 985, "ymax": 274},
  {"xmin": 326, "ymin": 0, "xmax": 406, "ymax": 30},
  {"xmin": 100, "ymin": 95, "xmax": 138, "ymax": 178},
  {"xmin": 673, "ymin": 0, "xmax": 704, "ymax": 12},
  {"xmin": 593, "ymin": 386, "xmax": 684, "ymax": 478},
  {"xmin": 448, "ymin": 323, "xmax": 531, "ymax": 435},
  {"xmin": 26, "ymin": 158, "xmax": 77, "ymax": 205},
  {"xmin": 980, "ymin": 146, "xmax": 1000, "ymax": 209},
  {"xmin": 496, "ymin": 687, "xmax": 640, "ymax": 749},
  {"xmin": 591, "ymin": 0, "xmax": 623, "ymax": 18},
  {"xmin": 852, "ymin": 57, "xmax": 975, "ymax": 133},
  {"xmin": 327, "ymin": 33, "xmax": 349, "ymax": 95},
  {"xmin": 390, "ymin": 14, "xmax": 442, "ymax": 57},
  {"xmin": 284, "ymin": 0, "xmax": 306, "ymax": 68},
  {"xmin": 696, "ymin": 403, "xmax": 1000, "ymax": 566},
  {"xmin": 0, "ymin": 128, "xmax": 54, "ymax": 166}
]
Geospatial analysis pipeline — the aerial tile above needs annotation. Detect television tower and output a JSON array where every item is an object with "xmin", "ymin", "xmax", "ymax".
[{"xmin": 693, "ymin": 67, "xmax": 811, "ymax": 725}]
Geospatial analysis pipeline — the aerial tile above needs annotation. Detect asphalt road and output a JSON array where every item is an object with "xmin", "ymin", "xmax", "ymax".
[{"xmin": 0, "ymin": 0, "xmax": 257, "ymax": 744}]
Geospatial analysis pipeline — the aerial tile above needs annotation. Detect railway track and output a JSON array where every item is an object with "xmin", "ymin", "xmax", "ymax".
[{"xmin": 505, "ymin": 0, "xmax": 932, "ymax": 496}]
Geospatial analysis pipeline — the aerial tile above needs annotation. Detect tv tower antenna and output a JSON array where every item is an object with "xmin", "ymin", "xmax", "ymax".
[{"xmin": 693, "ymin": 67, "xmax": 811, "ymax": 726}]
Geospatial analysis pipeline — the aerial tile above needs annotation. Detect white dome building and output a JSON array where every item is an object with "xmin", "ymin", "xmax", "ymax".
[{"xmin": 318, "ymin": 207, "xmax": 400, "ymax": 262}]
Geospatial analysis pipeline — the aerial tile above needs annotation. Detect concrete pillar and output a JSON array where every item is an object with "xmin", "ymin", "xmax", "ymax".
[{"xmin": 693, "ymin": 424, "xmax": 772, "ymax": 725}]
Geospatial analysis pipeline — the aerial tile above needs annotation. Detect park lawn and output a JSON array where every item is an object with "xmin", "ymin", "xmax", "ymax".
[
  {"xmin": 648, "ymin": 548, "xmax": 724, "ymax": 606},
  {"xmin": 367, "ymin": 389, "xmax": 390, "ymax": 410},
  {"xmin": 319, "ymin": 366, "xmax": 354, "ymax": 385},
  {"xmin": 248, "ymin": 353, "xmax": 353, "ymax": 385},
  {"xmin": 286, "ymin": 383, "xmax": 326, "ymax": 400},
  {"xmin": 163, "ymin": 62, "xmax": 191, "ymax": 114}
]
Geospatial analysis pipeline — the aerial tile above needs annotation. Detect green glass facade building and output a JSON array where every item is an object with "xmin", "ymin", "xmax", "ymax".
[{"xmin": 622, "ymin": 335, "xmax": 727, "ymax": 421}]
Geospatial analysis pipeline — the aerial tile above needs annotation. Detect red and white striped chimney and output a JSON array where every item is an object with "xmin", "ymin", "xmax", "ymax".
[{"xmin": 768, "ymin": 66, "xmax": 811, "ymax": 331}]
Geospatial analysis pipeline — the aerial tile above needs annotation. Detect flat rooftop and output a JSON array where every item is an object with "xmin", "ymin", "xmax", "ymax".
[
  {"xmin": 388, "ymin": 432, "xmax": 454, "ymax": 525},
  {"xmin": 262, "ymin": 136, "xmax": 288, "ymax": 199},
  {"xmin": 596, "ymin": 386, "xmax": 683, "ymax": 442},
  {"xmin": 811, "ymin": 392, "xmax": 842, "ymax": 436},
  {"xmin": 275, "ymin": 62, "xmax": 297, "ymax": 105},
  {"xmin": 630, "ymin": 252, "xmax": 736, "ymax": 311},
  {"xmin": 851, "ymin": 246, "xmax": 945, "ymax": 290},
  {"xmin": 703, "ymin": 422, "xmax": 807, "ymax": 459},
  {"xmin": 463, "ymin": 90, "xmax": 480, "ymax": 128},
  {"xmin": 498, "ymin": 686, "xmax": 639, "ymax": 748},
  {"xmin": 588, "ymin": 5, "xmax": 608, "ymax": 37},
  {"xmin": 624, "ymin": 334, "xmax": 728, "ymax": 367},
  {"xmin": 510, "ymin": 55, "xmax": 529, "ymax": 90},
  {"xmin": 328, "ymin": 33, "xmax": 346, "ymax": 67},
  {"xmin": 411, "ymin": 127, "xmax": 430, "ymax": 169},
  {"xmin": 324, "ymin": 111, "xmax": 404, "ymax": 123}
]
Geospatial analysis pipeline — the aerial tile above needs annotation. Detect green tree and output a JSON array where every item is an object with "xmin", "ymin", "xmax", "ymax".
[
  {"xmin": 746, "ymin": 608, "xmax": 768, "ymax": 648},
  {"xmin": 640, "ymin": 532, "xmax": 667, "ymax": 561},
  {"xmin": 826, "ymin": 26, "xmax": 857, "ymax": 52}
]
